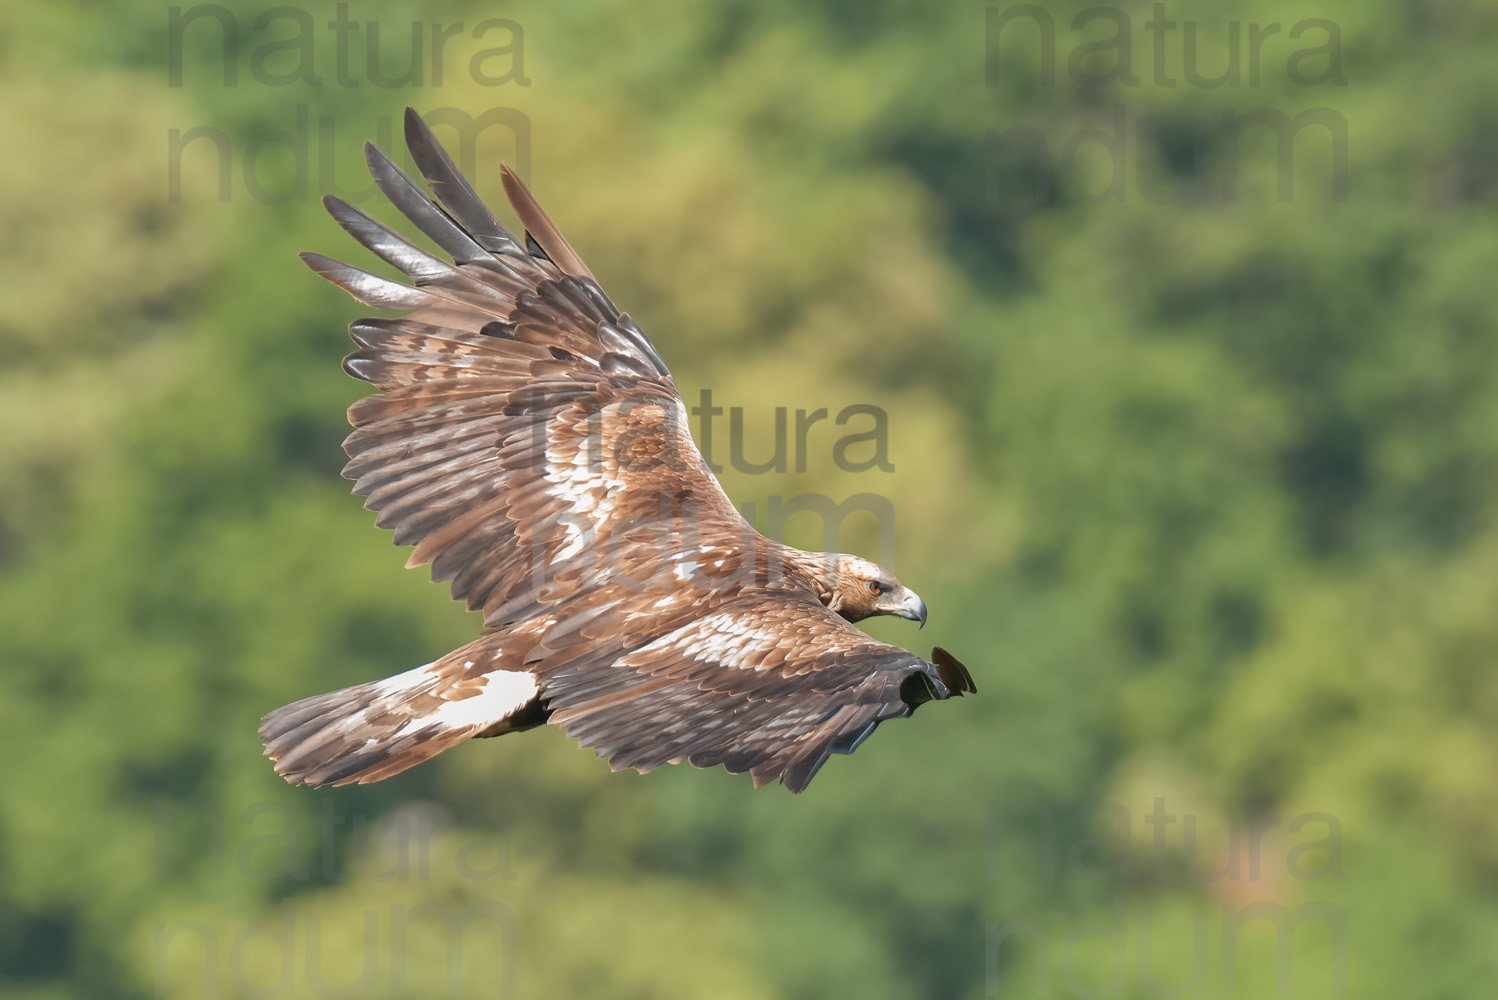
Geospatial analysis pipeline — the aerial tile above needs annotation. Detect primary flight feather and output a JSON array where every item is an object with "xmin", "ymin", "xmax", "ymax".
[{"xmin": 260, "ymin": 108, "xmax": 975, "ymax": 793}]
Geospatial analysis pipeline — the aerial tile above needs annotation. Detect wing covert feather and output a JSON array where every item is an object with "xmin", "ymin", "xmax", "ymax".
[{"xmin": 305, "ymin": 113, "xmax": 737, "ymax": 625}]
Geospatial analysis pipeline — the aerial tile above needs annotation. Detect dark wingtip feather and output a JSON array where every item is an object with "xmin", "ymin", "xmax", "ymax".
[
  {"xmin": 402, "ymin": 108, "xmax": 526, "ymax": 257},
  {"xmin": 499, "ymin": 163, "xmax": 595, "ymax": 280},
  {"xmin": 931, "ymin": 646, "xmax": 977, "ymax": 695},
  {"xmin": 320, "ymin": 194, "xmax": 459, "ymax": 285},
  {"xmin": 361, "ymin": 139, "xmax": 493, "ymax": 265},
  {"xmin": 781, "ymin": 750, "xmax": 827, "ymax": 793},
  {"xmin": 523, "ymin": 231, "xmax": 554, "ymax": 265},
  {"xmin": 900, "ymin": 670, "xmax": 942, "ymax": 708},
  {"xmin": 299, "ymin": 251, "xmax": 429, "ymax": 310}
]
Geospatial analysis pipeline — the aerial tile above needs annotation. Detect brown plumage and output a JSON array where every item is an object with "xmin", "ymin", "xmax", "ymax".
[{"xmin": 260, "ymin": 108, "xmax": 974, "ymax": 794}]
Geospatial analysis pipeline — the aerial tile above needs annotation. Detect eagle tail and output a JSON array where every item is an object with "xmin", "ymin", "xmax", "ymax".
[{"xmin": 259, "ymin": 656, "xmax": 542, "ymax": 787}]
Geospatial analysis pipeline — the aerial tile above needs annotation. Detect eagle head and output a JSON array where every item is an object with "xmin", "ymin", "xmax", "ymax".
[{"xmin": 824, "ymin": 554, "xmax": 928, "ymax": 628}]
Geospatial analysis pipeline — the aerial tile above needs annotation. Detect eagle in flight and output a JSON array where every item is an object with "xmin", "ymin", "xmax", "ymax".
[{"xmin": 260, "ymin": 109, "xmax": 974, "ymax": 793}]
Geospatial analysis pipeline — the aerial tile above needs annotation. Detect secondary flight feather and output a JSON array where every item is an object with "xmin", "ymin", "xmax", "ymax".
[{"xmin": 260, "ymin": 108, "xmax": 974, "ymax": 793}]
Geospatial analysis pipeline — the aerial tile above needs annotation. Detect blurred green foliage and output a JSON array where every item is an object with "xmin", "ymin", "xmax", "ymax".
[{"xmin": 2, "ymin": 0, "xmax": 1496, "ymax": 997}]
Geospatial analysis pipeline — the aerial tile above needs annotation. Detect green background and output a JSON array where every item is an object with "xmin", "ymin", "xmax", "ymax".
[{"xmin": 2, "ymin": 0, "xmax": 1493, "ymax": 996}]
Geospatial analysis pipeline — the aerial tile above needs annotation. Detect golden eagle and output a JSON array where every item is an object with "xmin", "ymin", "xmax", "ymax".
[{"xmin": 260, "ymin": 109, "xmax": 974, "ymax": 793}]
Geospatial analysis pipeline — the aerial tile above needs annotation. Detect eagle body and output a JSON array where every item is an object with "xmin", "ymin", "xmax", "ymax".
[{"xmin": 260, "ymin": 109, "xmax": 973, "ymax": 793}]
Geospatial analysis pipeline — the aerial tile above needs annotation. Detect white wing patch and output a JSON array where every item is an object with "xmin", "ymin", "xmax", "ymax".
[
  {"xmin": 543, "ymin": 410, "xmax": 618, "ymax": 557},
  {"xmin": 627, "ymin": 612, "xmax": 791, "ymax": 670},
  {"xmin": 435, "ymin": 664, "xmax": 537, "ymax": 732}
]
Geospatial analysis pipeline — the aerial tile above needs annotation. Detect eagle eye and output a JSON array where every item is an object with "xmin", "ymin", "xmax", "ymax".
[{"xmin": 868, "ymin": 581, "xmax": 884, "ymax": 596}]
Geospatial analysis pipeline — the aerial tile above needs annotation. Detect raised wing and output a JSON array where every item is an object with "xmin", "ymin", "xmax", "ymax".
[
  {"xmin": 538, "ymin": 590, "xmax": 976, "ymax": 791},
  {"xmin": 304, "ymin": 108, "xmax": 743, "ymax": 626}
]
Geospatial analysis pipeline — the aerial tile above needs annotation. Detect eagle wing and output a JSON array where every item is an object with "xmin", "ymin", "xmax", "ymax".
[
  {"xmin": 539, "ymin": 589, "xmax": 976, "ymax": 792},
  {"xmin": 304, "ymin": 108, "xmax": 743, "ymax": 625}
]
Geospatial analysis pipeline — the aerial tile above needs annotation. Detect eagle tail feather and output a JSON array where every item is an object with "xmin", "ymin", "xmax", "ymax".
[{"xmin": 259, "ymin": 658, "xmax": 540, "ymax": 787}]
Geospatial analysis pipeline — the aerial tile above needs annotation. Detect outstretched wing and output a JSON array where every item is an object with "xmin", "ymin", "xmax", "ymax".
[
  {"xmin": 538, "ymin": 589, "xmax": 976, "ymax": 792},
  {"xmin": 304, "ymin": 108, "xmax": 743, "ymax": 626}
]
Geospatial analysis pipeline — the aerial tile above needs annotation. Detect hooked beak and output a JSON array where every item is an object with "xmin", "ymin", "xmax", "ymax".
[{"xmin": 891, "ymin": 589, "xmax": 928, "ymax": 629}]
